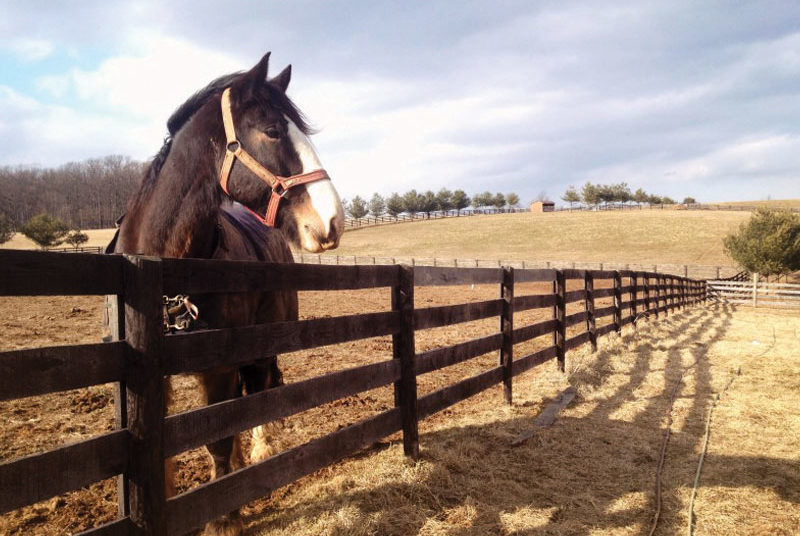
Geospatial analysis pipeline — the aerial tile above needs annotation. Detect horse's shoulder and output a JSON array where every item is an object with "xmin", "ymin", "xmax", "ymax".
[{"xmin": 218, "ymin": 204, "xmax": 293, "ymax": 263}]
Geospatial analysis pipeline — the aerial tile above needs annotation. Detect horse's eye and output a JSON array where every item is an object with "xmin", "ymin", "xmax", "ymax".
[{"xmin": 265, "ymin": 126, "xmax": 281, "ymax": 139}]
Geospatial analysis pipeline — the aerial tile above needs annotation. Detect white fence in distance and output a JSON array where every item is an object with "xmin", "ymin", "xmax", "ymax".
[{"xmin": 707, "ymin": 277, "xmax": 800, "ymax": 308}]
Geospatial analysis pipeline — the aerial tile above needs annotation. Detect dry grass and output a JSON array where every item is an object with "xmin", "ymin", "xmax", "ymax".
[
  {"xmin": 325, "ymin": 210, "xmax": 750, "ymax": 266},
  {"xmin": 245, "ymin": 304, "xmax": 799, "ymax": 536},
  {"xmin": 716, "ymin": 199, "xmax": 800, "ymax": 209},
  {"xmin": 1, "ymin": 229, "xmax": 117, "ymax": 250}
]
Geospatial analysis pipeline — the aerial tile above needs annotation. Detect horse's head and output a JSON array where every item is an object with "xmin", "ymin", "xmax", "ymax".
[{"xmin": 220, "ymin": 53, "xmax": 344, "ymax": 252}]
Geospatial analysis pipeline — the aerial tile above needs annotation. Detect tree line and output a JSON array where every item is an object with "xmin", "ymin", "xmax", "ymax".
[
  {"xmin": 344, "ymin": 190, "xmax": 521, "ymax": 220},
  {"xmin": 561, "ymin": 182, "xmax": 695, "ymax": 208},
  {"xmin": 0, "ymin": 155, "xmax": 145, "ymax": 230}
]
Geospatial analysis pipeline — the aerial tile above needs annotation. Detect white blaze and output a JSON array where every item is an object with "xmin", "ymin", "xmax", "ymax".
[{"xmin": 285, "ymin": 116, "xmax": 342, "ymax": 235}]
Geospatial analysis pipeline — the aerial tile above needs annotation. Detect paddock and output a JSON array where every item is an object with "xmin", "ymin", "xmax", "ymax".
[{"xmin": 0, "ymin": 253, "xmax": 797, "ymax": 535}]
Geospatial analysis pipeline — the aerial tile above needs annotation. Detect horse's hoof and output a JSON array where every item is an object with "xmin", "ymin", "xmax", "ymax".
[{"xmin": 204, "ymin": 513, "xmax": 244, "ymax": 536}]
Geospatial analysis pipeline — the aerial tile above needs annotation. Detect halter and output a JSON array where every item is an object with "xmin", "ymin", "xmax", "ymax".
[{"xmin": 218, "ymin": 87, "xmax": 329, "ymax": 226}]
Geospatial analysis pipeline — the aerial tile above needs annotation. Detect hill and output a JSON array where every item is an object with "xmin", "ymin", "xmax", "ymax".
[{"xmin": 326, "ymin": 210, "xmax": 751, "ymax": 266}]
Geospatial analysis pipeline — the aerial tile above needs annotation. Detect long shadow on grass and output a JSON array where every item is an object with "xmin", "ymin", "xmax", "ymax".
[{"xmin": 245, "ymin": 304, "xmax": 798, "ymax": 536}]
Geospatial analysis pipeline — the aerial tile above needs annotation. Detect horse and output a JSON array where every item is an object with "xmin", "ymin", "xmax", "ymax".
[{"xmin": 109, "ymin": 52, "xmax": 345, "ymax": 535}]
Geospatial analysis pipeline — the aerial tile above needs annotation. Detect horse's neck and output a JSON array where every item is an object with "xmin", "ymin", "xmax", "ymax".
[{"xmin": 120, "ymin": 145, "xmax": 221, "ymax": 258}]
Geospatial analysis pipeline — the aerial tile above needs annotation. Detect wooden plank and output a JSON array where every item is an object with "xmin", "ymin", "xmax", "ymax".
[
  {"xmin": 589, "ymin": 269, "xmax": 618, "ymax": 279},
  {"xmin": 594, "ymin": 305, "xmax": 616, "ymax": 319},
  {"xmin": 414, "ymin": 299, "xmax": 503, "ymax": 330},
  {"xmin": 613, "ymin": 271, "xmax": 622, "ymax": 332},
  {"xmin": 512, "ymin": 319, "xmax": 557, "ymax": 344},
  {"xmin": 596, "ymin": 323, "xmax": 617, "ymax": 338},
  {"xmin": 166, "ymin": 408, "xmax": 402, "ymax": 535},
  {"xmin": 514, "ymin": 269, "xmax": 557, "ymax": 283},
  {"xmin": 393, "ymin": 265, "xmax": 419, "ymax": 458},
  {"xmin": 74, "ymin": 517, "xmax": 135, "ymax": 536},
  {"xmin": 512, "ymin": 346, "xmax": 557, "ymax": 376},
  {"xmin": 561, "ymin": 268, "xmax": 586, "ymax": 279},
  {"xmin": 416, "ymin": 333, "xmax": 503, "ymax": 375},
  {"xmin": 163, "ymin": 311, "xmax": 402, "ymax": 374},
  {"xmin": 0, "ymin": 341, "xmax": 126, "ymax": 401},
  {"xmin": 585, "ymin": 272, "xmax": 597, "ymax": 352},
  {"xmin": 565, "ymin": 331, "xmax": 591, "ymax": 350},
  {"xmin": 165, "ymin": 360, "xmax": 401, "ymax": 457},
  {"xmin": 564, "ymin": 310, "xmax": 588, "ymax": 328},
  {"xmin": 414, "ymin": 265, "xmax": 502, "ymax": 286},
  {"xmin": 500, "ymin": 267, "xmax": 514, "ymax": 404},
  {"xmin": 417, "ymin": 366, "xmax": 504, "ymax": 419},
  {"xmin": 593, "ymin": 287, "xmax": 616, "ymax": 298},
  {"xmin": 554, "ymin": 271, "xmax": 566, "ymax": 371},
  {"xmin": 0, "ymin": 430, "xmax": 128, "ymax": 514},
  {"xmin": 564, "ymin": 289, "xmax": 587, "ymax": 303},
  {"xmin": 513, "ymin": 293, "xmax": 557, "ymax": 311},
  {"xmin": 0, "ymin": 249, "xmax": 123, "ymax": 296},
  {"xmin": 511, "ymin": 387, "xmax": 576, "ymax": 446},
  {"xmin": 161, "ymin": 258, "xmax": 399, "ymax": 294},
  {"xmin": 122, "ymin": 255, "xmax": 166, "ymax": 535}
]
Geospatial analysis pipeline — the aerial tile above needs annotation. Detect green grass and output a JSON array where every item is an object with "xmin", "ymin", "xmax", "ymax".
[{"xmin": 328, "ymin": 210, "xmax": 752, "ymax": 266}]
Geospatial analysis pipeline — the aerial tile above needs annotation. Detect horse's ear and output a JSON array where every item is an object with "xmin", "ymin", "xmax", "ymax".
[
  {"xmin": 271, "ymin": 65, "xmax": 291, "ymax": 93},
  {"xmin": 242, "ymin": 52, "xmax": 271, "ymax": 90}
]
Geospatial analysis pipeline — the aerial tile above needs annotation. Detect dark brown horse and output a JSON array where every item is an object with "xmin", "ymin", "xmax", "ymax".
[{"xmin": 111, "ymin": 53, "xmax": 344, "ymax": 535}]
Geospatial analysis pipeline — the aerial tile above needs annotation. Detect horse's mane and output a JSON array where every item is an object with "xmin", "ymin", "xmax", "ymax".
[{"xmin": 134, "ymin": 69, "xmax": 312, "ymax": 204}]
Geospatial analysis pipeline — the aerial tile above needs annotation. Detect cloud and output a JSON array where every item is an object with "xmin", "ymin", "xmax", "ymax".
[{"xmin": 6, "ymin": 38, "xmax": 54, "ymax": 61}]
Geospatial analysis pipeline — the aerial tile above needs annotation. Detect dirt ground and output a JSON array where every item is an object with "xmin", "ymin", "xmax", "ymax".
[{"xmin": 1, "ymin": 290, "xmax": 798, "ymax": 535}]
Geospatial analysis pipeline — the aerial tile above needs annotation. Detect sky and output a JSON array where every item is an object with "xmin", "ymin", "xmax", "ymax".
[{"xmin": 1, "ymin": 0, "xmax": 799, "ymax": 204}]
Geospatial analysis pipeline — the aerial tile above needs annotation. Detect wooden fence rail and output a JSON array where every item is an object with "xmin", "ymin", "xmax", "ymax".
[{"xmin": 0, "ymin": 249, "xmax": 707, "ymax": 535}]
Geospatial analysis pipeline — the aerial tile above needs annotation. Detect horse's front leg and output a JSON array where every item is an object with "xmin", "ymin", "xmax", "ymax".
[{"xmin": 240, "ymin": 356, "xmax": 283, "ymax": 463}]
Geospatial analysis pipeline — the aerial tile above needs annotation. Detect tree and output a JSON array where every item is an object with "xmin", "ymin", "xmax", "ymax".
[
  {"xmin": 581, "ymin": 182, "xmax": 600, "ymax": 207},
  {"xmin": 436, "ymin": 188, "xmax": 453, "ymax": 212},
  {"xmin": 612, "ymin": 182, "xmax": 632, "ymax": 204},
  {"xmin": 648, "ymin": 194, "xmax": 662, "ymax": 206},
  {"xmin": 683, "ymin": 196, "xmax": 696, "ymax": 205},
  {"xmin": 20, "ymin": 213, "xmax": 70, "ymax": 249},
  {"xmin": 402, "ymin": 189, "xmax": 422, "ymax": 216},
  {"xmin": 493, "ymin": 192, "xmax": 506, "ymax": 210},
  {"xmin": 0, "ymin": 213, "xmax": 13, "ymax": 244},
  {"xmin": 634, "ymin": 188, "xmax": 648, "ymax": 206},
  {"xmin": 347, "ymin": 195, "xmax": 368, "ymax": 219},
  {"xmin": 451, "ymin": 189, "xmax": 470, "ymax": 214},
  {"xmin": 386, "ymin": 192, "xmax": 404, "ymax": 219},
  {"xmin": 662, "ymin": 196, "xmax": 675, "ymax": 205},
  {"xmin": 724, "ymin": 208, "xmax": 800, "ymax": 276},
  {"xmin": 472, "ymin": 191, "xmax": 493, "ymax": 209},
  {"xmin": 368, "ymin": 193, "xmax": 385, "ymax": 217},
  {"xmin": 420, "ymin": 190, "xmax": 439, "ymax": 218},
  {"xmin": 562, "ymin": 186, "xmax": 580, "ymax": 208},
  {"xmin": 506, "ymin": 192, "xmax": 520, "ymax": 208},
  {"xmin": 65, "ymin": 229, "xmax": 89, "ymax": 250}
]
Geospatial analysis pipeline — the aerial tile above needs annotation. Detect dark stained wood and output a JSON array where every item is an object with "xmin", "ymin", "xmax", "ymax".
[
  {"xmin": 613, "ymin": 271, "xmax": 622, "ymax": 332},
  {"xmin": 513, "ymin": 293, "xmax": 557, "ymax": 311},
  {"xmin": 620, "ymin": 315, "xmax": 634, "ymax": 326},
  {"xmin": 500, "ymin": 267, "xmax": 514, "ymax": 404},
  {"xmin": 166, "ymin": 409, "xmax": 403, "ymax": 535},
  {"xmin": 561, "ymin": 268, "xmax": 587, "ymax": 279},
  {"xmin": 417, "ymin": 366, "xmax": 504, "ymax": 419},
  {"xmin": 594, "ymin": 305, "xmax": 616, "ymax": 319},
  {"xmin": 165, "ymin": 360, "xmax": 401, "ymax": 457},
  {"xmin": 416, "ymin": 333, "xmax": 503, "ymax": 375},
  {"xmin": 596, "ymin": 323, "xmax": 617, "ymax": 338},
  {"xmin": 515, "ymin": 268, "xmax": 557, "ymax": 283},
  {"xmin": 589, "ymin": 269, "xmax": 618, "ymax": 279},
  {"xmin": 564, "ymin": 310, "xmax": 588, "ymax": 328},
  {"xmin": 414, "ymin": 299, "xmax": 503, "ymax": 331},
  {"xmin": 512, "ymin": 346, "xmax": 558, "ymax": 376},
  {"xmin": 592, "ymin": 287, "xmax": 616, "ymax": 298},
  {"xmin": 74, "ymin": 516, "xmax": 135, "ymax": 536},
  {"xmin": 630, "ymin": 273, "xmax": 638, "ymax": 322},
  {"xmin": 564, "ymin": 289, "xmax": 587, "ymax": 304},
  {"xmin": 163, "ymin": 310, "xmax": 402, "ymax": 374},
  {"xmin": 393, "ymin": 265, "xmax": 419, "ymax": 458},
  {"xmin": 106, "ymin": 294, "xmax": 130, "ymax": 519},
  {"xmin": 565, "ymin": 331, "xmax": 591, "ymax": 350},
  {"xmin": 512, "ymin": 318, "xmax": 558, "ymax": 344},
  {"xmin": 161, "ymin": 258, "xmax": 399, "ymax": 294},
  {"xmin": 0, "ymin": 430, "xmax": 128, "ymax": 514},
  {"xmin": 0, "ymin": 342, "xmax": 126, "ymax": 401},
  {"xmin": 643, "ymin": 275, "xmax": 651, "ymax": 315},
  {"xmin": 414, "ymin": 265, "xmax": 503, "ymax": 286},
  {"xmin": 554, "ymin": 271, "xmax": 566, "ymax": 372},
  {"xmin": 0, "ymin": 249, "xmax": 123, "ymax": 296},
  {"xmin": 122, "ymin": 255, "xmax": 166, "ymax": 535},
  {"xmin": 585, "ymin": 271, "xmax": 598, "ymax": 352}
]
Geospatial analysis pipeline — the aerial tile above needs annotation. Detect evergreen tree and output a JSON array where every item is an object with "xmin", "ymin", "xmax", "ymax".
[
  {"xmin": 368, "ymin": 193, "xmax": 385, "ymax": 217},
  {"xmin": 347, "ymin": 195, "xmax": 368, "ymax": 219},
  {"xmin": 562, "ymin": 186, "xmax": 580, "ymax": 207},
  {"xmin": 402, "ymin": 189, "xmax": 422, "ymax": 215},
  {"xmin": 20, "ymin": 213, "xmax": 70, "ymax": 249},
  {"xmin": 581, "ymin": 182, "xmax": 600, "ymax": 207},
  {"xmin": 386, "ymin": 192, "xmax": 404, "ymax": 218},
  {"xmin": 724, "ymin": 208, "xmax": 800, "ymax": 276},
  {"xmin": 634, "ymin": 188, "xmax": 648, "ymax": 206},
  {"xmin": 451, "ymin": 190, "xmax": 470, "ymax": 214},
  {"xmin": 65, "ymin": 229, "xmax": 89, "ymax": 250},
  {"xmin": 506, "ymin": 193, "xmax": 520, "ymax": 207},
  {"xmin": 436, "ymin": 188, "xmax": 453, "ymax": 212},
  {"xmin": 420, "ymin": 190, "xmax": 439, "ymax": 218}
]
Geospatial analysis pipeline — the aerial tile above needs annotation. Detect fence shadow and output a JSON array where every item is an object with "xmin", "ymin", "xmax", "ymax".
[{"xmin": 244, "ymin": 304, "xmax": 798, "ymax": 535}]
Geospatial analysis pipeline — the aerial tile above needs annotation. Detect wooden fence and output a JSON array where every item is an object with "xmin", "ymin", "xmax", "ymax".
[
  {"xmin": 344, "ymin": 207, "xmax": 529, "ymax": 230},
  {"xmin": 707, "ymin": 275, "xmax": 800, "ymax": 308},
  {"xmin": 0, "ymin": 249, "xmax": 706, "ymax": 535}
]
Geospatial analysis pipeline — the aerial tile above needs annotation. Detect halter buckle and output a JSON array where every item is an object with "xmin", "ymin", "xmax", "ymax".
[
  {"xmin": 226, "ymin": 140, "xmax": 241, "ymax": 153},
  {"xmin": 273, "ymin": 182, "xmax": 290, "ymax": 198}
]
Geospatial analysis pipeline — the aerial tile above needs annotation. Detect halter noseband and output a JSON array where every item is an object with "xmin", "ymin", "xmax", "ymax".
[{"xmin": 218, "ymin": 87, "xmax": 329, "ymax": 226}]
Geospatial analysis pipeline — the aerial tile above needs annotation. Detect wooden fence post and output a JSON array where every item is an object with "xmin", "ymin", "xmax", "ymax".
[
  {"xmin": 652, "ymin": 274, "xmax": 660, "ymax": 319},
  {"xmin": 752, "ymin": 273, "xmax": 758, "ymax": 307},
  {"xmin": 630, "ymin": 273, "xmax": 638, "ymax": 323},
  {"xmin": 500, "ymin": 267, "xmax": 514, "ymax": 404},
  {"xmin": 585, "ymin": 271, "xmax": 597, "ymax": 352},
  {"xmin": 392, "ymin": 264, "xmax": 419, "ymax": 458},
  {"xmin": 613, "ymin": 271, "xmax": 622, "ymax": 332},
  {"xmin": 122, "ymin": 255, "xmax": 167, "ymax": 535},
  {"xmin": 554, "ymin": 270, "xmax": 566, "ymax": 372},
  {"xmin": 106, "ymin": 294, "xmax": 129, "ymax": 518},
  {"xmin": 643, "ymin": 274, "xmax": 651, "ymax": 317}
]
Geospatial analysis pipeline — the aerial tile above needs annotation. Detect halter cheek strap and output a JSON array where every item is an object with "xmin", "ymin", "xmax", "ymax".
[{"xmin": 219, "ymin": 87, "xmax": 329, "ymax": 226}]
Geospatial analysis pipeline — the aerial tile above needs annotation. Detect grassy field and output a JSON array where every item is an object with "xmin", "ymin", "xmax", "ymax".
[
  {"xmin": 2, "ymin": 228, "xmax": 117, "ymax": 250},
  {"xmin": 716, "ymin": 198, "xmax": 800, "ymax": 209},
  {"xmin": 329, "ymin": 210, "xmax": 751, "ymax": 266}
]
